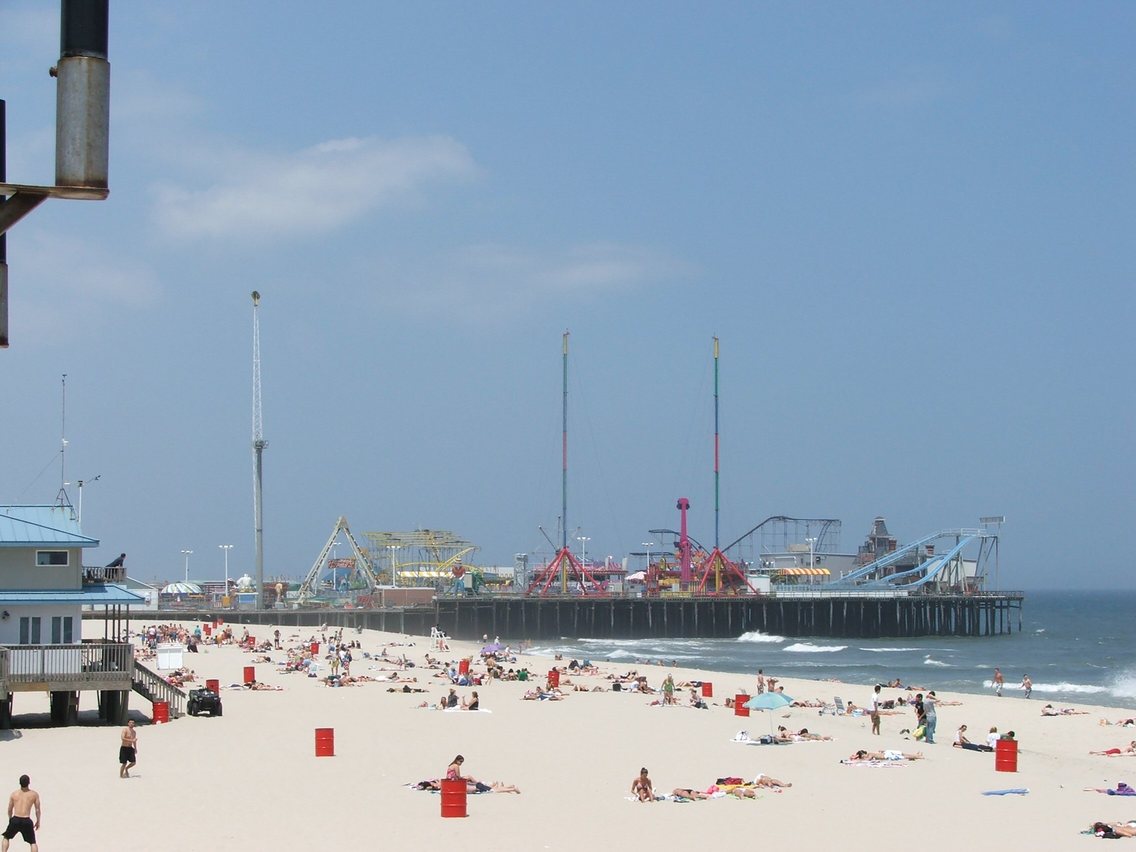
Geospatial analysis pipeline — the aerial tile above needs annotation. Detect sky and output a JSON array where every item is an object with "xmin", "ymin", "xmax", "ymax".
[{"xmin": 1, "ymin": 2, "xmax": 1132, "ymax": 591}]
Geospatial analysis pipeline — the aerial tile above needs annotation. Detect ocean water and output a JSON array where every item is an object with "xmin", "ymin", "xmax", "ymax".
[{"xmin": 525, "ymin": 590, "xmax": 1136, "ymax": 711}]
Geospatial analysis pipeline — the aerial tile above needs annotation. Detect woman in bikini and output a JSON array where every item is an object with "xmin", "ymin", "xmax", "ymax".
[{"xmin": 631, "ymin": 767, "xmax": 654, "ymax": 802}]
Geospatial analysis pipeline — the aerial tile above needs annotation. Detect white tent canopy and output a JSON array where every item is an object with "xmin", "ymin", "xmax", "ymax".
[{"xmin": 160, "ymin": 582, "xmax": 202, "ymax": 594}]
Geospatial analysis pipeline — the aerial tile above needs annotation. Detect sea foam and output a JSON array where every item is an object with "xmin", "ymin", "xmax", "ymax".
[
  {"xmin": 784, "ymin": 642, "xmax": 847, "ymax": 653},
  {"xmin": 737, "ymin": 631, "xmax": 785, "ymax": 644}
]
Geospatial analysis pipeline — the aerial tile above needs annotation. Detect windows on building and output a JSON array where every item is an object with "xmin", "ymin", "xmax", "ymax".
[
  {"xmin": 35, "ymin": 550, "xmax": 69, "ymax": 566},
  {"xmin": 51, "ymin": 616, "xmax": 74, "ymax": 644},
  {"xmin": 18, "ymin": 616, "xmax": 41, "ymax": 645}
]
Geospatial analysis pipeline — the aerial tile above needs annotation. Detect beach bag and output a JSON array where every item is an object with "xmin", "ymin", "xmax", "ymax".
[{"xmin": 913, "ymin": 725, "xmax": 926, "ymax": 740}]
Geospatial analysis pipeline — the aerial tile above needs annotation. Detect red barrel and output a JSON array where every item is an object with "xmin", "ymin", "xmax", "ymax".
[
  {"xmin": 734, "ymin": 693, "xmax": 750, "ymax": 717},
  {"xmin": 205, "ymin": 678, "xmax": 219, "ymax": 693},
  {"xmin": 314, "ymin": 727, "xmax": 335, "ymax": 757},
  {"xmin": 995, "ymin": 738, "xmax": 1018, "ymax": 772},
  {"xmin": 243, "ymin": 666, "xmax": 255, "ymax": 684},
  {"xmin": 701, "ymin": 682, "xmax": 713, "ymax": 698},
  {"xmin": 440, "ymin": 779, "xmax": 468, "ymax": 818},
  {"xmin": 203, "ymin": 625, "xmax": 212, "ymax": 637},
  {"xmin": 547, "ymin": 669, "xmax": 560, "ymax": 688},
  {"xmin": 310, "ymin": 641, "xmax": 319, "ymax": 655},
  {"xmin": 458, "ymin": 658, "xmax": 470, "ymax": 676},
  {"xmin": 248, "ymin": 635, "xmax": 255, "ymax": 646},
  {"xmin": 152, "ymin": 700, "xmax": 169, "ymax": 724}
]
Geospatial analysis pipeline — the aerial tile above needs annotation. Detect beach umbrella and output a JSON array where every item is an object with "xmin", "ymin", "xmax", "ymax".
[
  {"xmin": 481, "ymin": 642, "xmax": 503, "ymax": 655},
  {"xmin": 744, "ymin": 691, "xmax": 794, "ymax": 734}
]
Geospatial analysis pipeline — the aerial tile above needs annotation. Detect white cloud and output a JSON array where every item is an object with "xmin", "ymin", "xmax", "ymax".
[
  {"xmin": 150, "ymin": 135, "xmax": 478, "ymax": 242},
  {"xmin": 384, "ymin": 242, "xmax": 691, "ymax": 322},
  {"xmin": 7, "ymin": 229, "xmax": 160, "ymax": 345}
]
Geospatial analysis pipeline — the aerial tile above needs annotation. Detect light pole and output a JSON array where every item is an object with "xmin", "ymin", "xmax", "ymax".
[
  {"xmin": 76, "ymin": 474, "xmax": 100, "ymax": 525},
  {"xmin": 576, "ymin": 535, "xmax": 591, "ymax": 566},
  {"xmin": 181, "ymin": 549, "xmax": 193, "ymax": 583},
  {"xmin": 219, "ymin": 545, "xmax": 233, "ymax": 589},
  {"xmin": 805, "ymin": 537, "xmax": 816, "ymax": 569},
  {"xmin": 641, "ymin": 541, "xmax": 653, "ymax": 570}
]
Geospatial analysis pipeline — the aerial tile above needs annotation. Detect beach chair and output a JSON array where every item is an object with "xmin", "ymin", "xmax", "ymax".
[{"xmin": 834, "ymin": 697, "xmax": 846, "ymax": 715}]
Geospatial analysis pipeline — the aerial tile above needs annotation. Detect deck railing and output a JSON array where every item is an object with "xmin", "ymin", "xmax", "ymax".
[
  {"xmin": 0, "ymin": 642, "xmax": 133, "ymax": 686},
  {"xmin": 131, "ymin": 660, "xmax": 186, "ymax": 718},
  {"xmin": 82, "ymin": 565, "xmax": 126, "ymax": 584}
]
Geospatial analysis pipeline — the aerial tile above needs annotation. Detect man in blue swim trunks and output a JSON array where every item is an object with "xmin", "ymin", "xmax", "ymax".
[{"xmin": 2, "ymin": 774, "xmax": 41, "ymax": 851}]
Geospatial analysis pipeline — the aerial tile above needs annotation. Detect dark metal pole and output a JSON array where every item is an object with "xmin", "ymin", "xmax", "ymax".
[{"xmin": 1, "ymin": 99, "xmax": 8, "ymax": 348}]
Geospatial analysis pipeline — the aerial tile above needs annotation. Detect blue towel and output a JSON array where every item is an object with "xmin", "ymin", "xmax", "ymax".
[{"xmin": 981, "ymin": 788, "xmax": 1029, "ymax": 796}]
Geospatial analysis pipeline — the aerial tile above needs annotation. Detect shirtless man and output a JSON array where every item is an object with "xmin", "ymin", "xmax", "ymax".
[
  {"xmin": 993, "ymin": 667, "xmax": 1004, "ymax": 697},
  {"xmin": 1, "ymin": 775, "xmax": 40, "ymax": 851},
  {"xmin": 119, "ymin": 720, "xmax": 138, "ymax": 778}
]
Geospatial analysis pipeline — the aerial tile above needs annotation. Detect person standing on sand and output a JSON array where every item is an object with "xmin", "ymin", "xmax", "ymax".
[
  {"xmin": 923, "ymin": 691, "xmax": 938, "ymax": 744},
  {"xmin": 119, "ymin": 720, "xmax": 138, "ymax": 778},
  {"xmin": 2, "ymin": 775, "xmax": 41, "ymax": 851},
  {"xmin": 870, "ymin": 684, "xmax": 882, "ymax": 736},
  {"xmin": 993, "ymin": 667, "xmax": 1004, "ymax": 697}
]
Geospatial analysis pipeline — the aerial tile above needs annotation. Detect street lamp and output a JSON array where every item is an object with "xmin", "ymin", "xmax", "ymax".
[
  {"xmin": 641, "ymin": 541, "xmax": 653, "ymax": 569},
  {"xmin": 576, "ymin": 535, "xmax": 591, "ymax": 565},
  {"xmin": 805, "ymin": 537, "xmax": 816, "ymax": 569},
  {"xmin": 219, "ymin": 545, "xmax": 233, "ymax": 588},
  {"xmin": 181, "ymin": 549, "xmax": 193, "ymax": 583},
  {"xmin": 76, "ymin": 474, "xmax": 100, "ymax": 525}
]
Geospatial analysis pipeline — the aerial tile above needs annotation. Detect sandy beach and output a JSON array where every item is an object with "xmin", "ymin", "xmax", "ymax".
[{"xmin": 1, "ymin": 619, "xmax": 1132, "ymax": 850}]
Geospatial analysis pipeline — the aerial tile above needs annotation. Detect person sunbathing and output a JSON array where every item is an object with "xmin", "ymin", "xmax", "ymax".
[
  {"xmin": 1101, "ymin": 718, "xmax": 1136, "ymax": 727},
  {"xmin": 1091, "ymin": 821, "xmax": 1136, "ymax": 838},
  {"xmin": 849, "ymin": 749, "xmax": 923, "ymax": 761},
  {"xmin": 489, "ymin": 781, "xmax": 520, "ymax": 794},
  {"xmin": 794, "ymin": 728, "xmax": 832, "ymax": 741},
  {"xmin": 753, "ymin": 773, "xmax": 792, "ymax": 788},
  {"xmin": 1042, "ymin": 704, "xmax": 1088, "ymax": 716},
  {"xmin": 671, "ymin": 788, "xmax": 712, "ymax": 800},
  {"xmin": 1090, "ymin": 741, "xmax": 1136, "ymax": 756}
]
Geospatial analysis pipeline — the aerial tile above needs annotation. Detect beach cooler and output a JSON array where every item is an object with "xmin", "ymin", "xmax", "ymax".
[
  {"xmin": 734, "ymin": 693, "xmax": 750, "ymax": 717},
  {"xmin": 995, "ymin": 738, "xmax": 1018, "ymax": 772},
  {"xmin": 440, "ymin": 779, "xmax": 467, "ymax": 818}
]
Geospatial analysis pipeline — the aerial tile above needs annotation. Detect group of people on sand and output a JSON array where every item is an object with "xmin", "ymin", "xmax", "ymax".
[{"xmin": 632, "ymin": 767, "xmax": 793, "ymax": 802}]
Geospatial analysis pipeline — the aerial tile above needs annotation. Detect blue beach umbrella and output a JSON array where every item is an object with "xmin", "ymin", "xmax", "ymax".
[{"xmin": 744, "ymin": 691, "xmax": 795, "ymax": 734}]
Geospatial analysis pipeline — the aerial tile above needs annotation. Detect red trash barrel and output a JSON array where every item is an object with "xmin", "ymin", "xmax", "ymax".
[
  {"xmin": 205, "ymin": 678, "xmax": 219, "ymax": 693},
  {"xmin": 310, "ymin": 641, "xmax": 319, "ymax": 655},
  {"xmin": 995, "ymin": 738, "xmax": 1018, "ymax": 772},
  {"xmin": 248, "ymin": 635, "xmax": 255, "ymax": 646},
  {"xmin": 152, "ymin": 700, "xmax": 169, "ymax": 724},
  {"xmin": 314, "ymin": 727, "xmax": 335, "ymax": 757},
  {"xmin": 701, "ymin": 682, "xmax": 713, "ymax": 698},
  {"xmin": 440, "ymin": 779, "xmax": 468, "ymax": 818},
  {"xmin": 243, "ymin": 666, "xmax": 255, "ymax": 684},
  {"xmin": 203, "ymin": 625, "xmax": 212, "ymax": 637},
  {"xmin": 547, "ymin": 669, "xmax": 560, "ymax": 689},
  {"xmin": 458, "ymin": 659, "xmax": 470, "ymax": 676},
  {"xmin": 734, "ymin": 693, "xmax": 750, "ymax": 717}
]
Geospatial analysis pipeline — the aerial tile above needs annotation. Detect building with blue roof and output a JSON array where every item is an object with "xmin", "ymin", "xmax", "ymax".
[{"xmin": 0, "ymin": 505, "xmax": 146, "ymax": 726}]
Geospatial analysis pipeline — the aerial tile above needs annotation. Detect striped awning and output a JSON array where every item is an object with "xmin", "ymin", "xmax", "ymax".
[
  {"xmin": 777, "ymin": 567, "xmax": 831, "ymax": 576},
  {"xmin": 398, "ymin": 571, "xmax": 449, "ymax": 578}
]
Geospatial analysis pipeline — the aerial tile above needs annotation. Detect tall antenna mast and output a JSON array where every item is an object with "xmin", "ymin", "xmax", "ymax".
[
  {"xmin": 561, "ymin": 330, "xmax": 569, "ymax": 552},
  {"xmin": 251, "ymin": 291, "xmax": 268, "ymax": 609},
  {"xmin": 713, "ymin": 336, "xmax": 720, "ymax": 549},
  {"xmin": 56, "ymin": 372, "xmax": 71, "ymax": 508}
]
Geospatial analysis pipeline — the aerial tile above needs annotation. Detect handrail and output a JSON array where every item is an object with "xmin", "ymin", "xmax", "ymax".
[
  {"xmin": 1, "ymin": 642, "xmax": 133, "ymax": 685},
  {"xmin": 131, "ymin": 659, "xmax": 187, "ymax": 717}
]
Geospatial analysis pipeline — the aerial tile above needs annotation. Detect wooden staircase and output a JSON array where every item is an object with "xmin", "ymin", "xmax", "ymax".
[{"xmin": 131, "ymin": 660, "xmax": 187, "ymax": 719}]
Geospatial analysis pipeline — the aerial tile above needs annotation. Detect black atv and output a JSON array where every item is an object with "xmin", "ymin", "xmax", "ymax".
[{"xmin": 186, "ymin": 687, "xmax": 223, "ymax": 717}]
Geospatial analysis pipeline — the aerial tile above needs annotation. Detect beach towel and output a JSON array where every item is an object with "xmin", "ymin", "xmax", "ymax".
[
  {"xmin": 981, "ymin": 788, "xmax": 1029, "ymax": 796},
  {"xmin": 442, "ymin": 707, "xmax": 493, "ymax": 713},
  {"xmin": 840, "ymin": 760, "xmax": 906, "ymax": 767}
]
